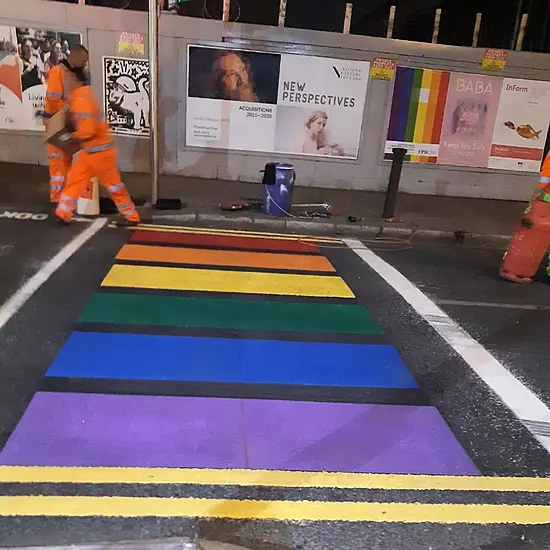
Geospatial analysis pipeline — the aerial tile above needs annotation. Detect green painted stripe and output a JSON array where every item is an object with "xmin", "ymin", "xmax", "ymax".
[
  {"xmin": 404, "ymin": 68, "xmax": 423, "ymax": 143},
  {"xmin": 79, "ymin": 293, "xmax": 384, "ymax": 335}
]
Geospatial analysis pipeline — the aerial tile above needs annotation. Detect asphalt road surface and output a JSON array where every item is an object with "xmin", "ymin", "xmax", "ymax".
[{"xmin": 0, "ymin": 215, "xmax": 549, "ymax": 549}]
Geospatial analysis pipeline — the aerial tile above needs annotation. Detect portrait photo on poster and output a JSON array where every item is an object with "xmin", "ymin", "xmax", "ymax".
[
  {"xmin": 0, "ymin": 26, "xmax": 81, "ymax": 131},
  {"xmin": 274, "ymin": 105, "xmax": 360, "ymax": 159},
  {"xmin": 103, "ymin": 56, "xmax": 150, "ymax": 137},
  {"xmin": 187, "ymin": 45, "xmax": 281, "ymax": 104}
]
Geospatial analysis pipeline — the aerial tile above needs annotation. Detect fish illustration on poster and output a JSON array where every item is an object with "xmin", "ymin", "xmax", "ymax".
[
  {"xmin": 437, "ymin": 73, "xmax": 502, "ymax": 167},
  {"xmin": 103, "ymin": 56, "xmax": 150, "ymax": 137}
]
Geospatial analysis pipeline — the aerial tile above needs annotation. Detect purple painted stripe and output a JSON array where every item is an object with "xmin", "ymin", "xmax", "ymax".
[
  {"xmin": 387, "ymin": 67, "xmax": 415, "ymax": 141},
  {"xmin": 0, "ymin": 392, "xmax": 479, "ymax": 475}
]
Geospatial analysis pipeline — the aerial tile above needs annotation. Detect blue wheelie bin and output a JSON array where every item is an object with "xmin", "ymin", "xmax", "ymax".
[{"xmin": 261, "ymin": 162, "xmax": 295, "ymax": 217}]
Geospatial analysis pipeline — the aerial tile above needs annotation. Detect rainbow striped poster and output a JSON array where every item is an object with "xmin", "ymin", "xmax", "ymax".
[{"xmin": 384, "ymin": 67, "xmax": 451, "ymax": 163}]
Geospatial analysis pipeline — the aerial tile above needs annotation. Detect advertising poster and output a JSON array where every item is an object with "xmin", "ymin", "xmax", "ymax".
[
  {"xmin": 437, "ymin": 73, "xmax": 502, "ymax": 167},
  {"xmin": 117, "ymin": 32, "xmax": 146, "ymax": 57},
  {"xmin": 384, "ymin": 66, "xmax": 450, "ymax": 163},
  {"xmin": 0, "ymin": 26, "xmax": 81, "ymax": 131},
  {"xmin": 370, "ymin": 58, "xmax": 395, "ymax": 81},
  {"xmin": 103, "ymin": 56, "xmax": 150, "ymax": 137},
  {"xmin": 488, "ymin": 78, "xmax": 550, "ymax": 172},
  {"xmin": 482, "ymin": 49, "xmax": 508, "ymax": 71},
  {"xmin": 185, "ymin": 46, "xmax": 370, "ymax": 159}
]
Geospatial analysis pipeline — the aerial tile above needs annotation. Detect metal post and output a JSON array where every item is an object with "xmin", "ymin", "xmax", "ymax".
[
  {"xmin": 343, "ymin": 3, "xmax": 353, "ymax": 34},
  {"xmin": 148, "ymin": 0, "xmax": 159, "ymax": 205},
  {"xmin": 472, "ymin": 13, "xmax": 482, "ymax": 47},
  {"xmin": 278, "ymin": 0, "xmax": 287, "ymax": 27},
  {"xmin": 432, "ymin": 8, "xmax": 441, "ymax": 44},
  {"xmin": 515, "ymin": 13, "xmax": 529, "ymax": 50},
  {"xmin": 382, "ymin": 148, "xmax": 406, "ymax": 220},
  {"xmin": 222, "ymin": 0, "xmax": 230, "ymax": 22},
  {"xmin": 511, "ymin": 0, "xmax": 524, "ymax": 50},
  {"xmin": 387, "ymin": 6, "xmax": 396, "ymax": 39}
]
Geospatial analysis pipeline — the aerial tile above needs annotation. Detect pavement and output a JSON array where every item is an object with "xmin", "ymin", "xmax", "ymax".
[
  {"xmin": 0, "ymin": 170, "xmax": 550, "ymax": 548},
  {"xmin": 0, "ymin": 161, "xmax": 528, "ymax": 240}
]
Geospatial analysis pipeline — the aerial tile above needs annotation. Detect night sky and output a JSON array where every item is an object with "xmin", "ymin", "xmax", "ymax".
[{"xmin": 73, "ymin": 0, "xmax": 550, "ymax": 53}]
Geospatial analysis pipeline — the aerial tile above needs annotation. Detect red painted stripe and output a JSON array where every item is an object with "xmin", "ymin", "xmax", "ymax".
[
  {"xmin": 130, "ymin": 230, "xmax": 321, "ymax": 253},
  {"xmin": 431, "ymin": 71, "xmax": 450, "ymax": 144}
]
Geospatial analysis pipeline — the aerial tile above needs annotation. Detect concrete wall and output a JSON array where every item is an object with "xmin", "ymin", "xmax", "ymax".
[{"xmin": 3, "ymin": 0, "xmax": 550, "ymax": 200}]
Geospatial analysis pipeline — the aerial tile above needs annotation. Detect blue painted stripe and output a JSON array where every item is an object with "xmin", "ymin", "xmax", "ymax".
[{"xmin": 46, "ymin": 332, "xmax": 419, "ymax": 389}]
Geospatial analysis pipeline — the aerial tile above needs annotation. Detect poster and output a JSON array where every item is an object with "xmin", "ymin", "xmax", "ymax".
[
  {"xmin": 0, "ymin": 26, "xmax": 81, "ymax": 131},
  {"xmin": 384, "ymin": 67, "xmax": 450, "ymax": 163},
  {"xmin": 488, "ymin": 78, "xmax": 550, "ymax": 172},
  {"xmin": 482, "ymin": 49, "xmax": 508, "ymax": 71},
  {"xmin": 437, "ymin": 73, "xmax": 502, "ymax": 167},
  {"xmin": 185, "ymin": 45, "xmax": 370, "ymax": 159},
  {"xmin": 117, "ymin": 32, "xmax": 146, "ymax": 57},
  {"xmin": 385, "ymin": 66, "xmax": 550, "ymax": 173},
  {"xmin": 103, "ymin": 56, "xmax": 150, "ymax": 137},
  {"xmin": 370, "ymin": 58, "xmax": 395, "ymax": 81}
]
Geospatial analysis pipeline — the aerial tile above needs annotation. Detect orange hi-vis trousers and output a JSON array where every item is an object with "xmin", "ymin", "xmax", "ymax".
[
  {"xmin": 56, "ymin": 146, "xmax": 140, "ymax": 223},
  {"xmin": 47, "ymin": 144, "xmax": 72, "ymax": 204}
]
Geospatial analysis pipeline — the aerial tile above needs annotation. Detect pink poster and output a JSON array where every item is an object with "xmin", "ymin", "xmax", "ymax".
[{"xmin": 437, "ymin": 73, "xmax": 502, "ymax": 167}]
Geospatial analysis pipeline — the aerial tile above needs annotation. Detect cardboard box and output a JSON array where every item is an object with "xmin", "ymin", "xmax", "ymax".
[{"xmin": 44, "ymin": 109, "xmax": 80, "ymax": 157}]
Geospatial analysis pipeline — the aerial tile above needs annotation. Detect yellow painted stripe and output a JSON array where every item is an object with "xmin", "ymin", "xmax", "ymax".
[
  {"xmin": 1, "ymin": 467, "xmax": 549, "ymax": 493},
  {"xmin": 101, "ymin": 264, "xmax": 355, "ymax": 298},
  {"xmin": 410, "ymin": 69, "xmax": 432, "ymax": 163},
  {"xmin": 0, "ymin": 496, "xmax": 547, "ymax": 523},
  {"xmin": 111, "ymin": 223, "xmax": 342, "ymax": 243}
]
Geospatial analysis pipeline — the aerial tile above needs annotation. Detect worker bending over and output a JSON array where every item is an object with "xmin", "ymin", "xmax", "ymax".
[
  {"xmin": 43, "ymin": 45, "xmax": 89, "ymax": 207},
  {"xmin": 55, "ymin": 72, "xmax": 140, "ymax": 225}
]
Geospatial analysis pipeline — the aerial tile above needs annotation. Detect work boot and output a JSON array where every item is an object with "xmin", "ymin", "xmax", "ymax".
[{"xmin": 55, "ymin": 216, "xmax": 70, "ymax": 226}]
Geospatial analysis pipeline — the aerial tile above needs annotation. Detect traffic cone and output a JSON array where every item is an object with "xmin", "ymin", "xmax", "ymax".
[
  {"xmin": 500, "ymin": 198, "xmax": 550, "ymax": 283},
  {"xmin": 76, "ymin": 177, "xmax": 100, "ymax": 216}
]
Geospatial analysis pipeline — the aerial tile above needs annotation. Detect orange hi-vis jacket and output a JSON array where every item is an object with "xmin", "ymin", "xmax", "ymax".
[
  {"xmin": 539, "ymin": 150, "xmax": 550, "ymax": 195},
  {"xmin": 69, "ymin": 85, "xmax": 113, "ymax": 154},
  {"xmin": 43, "ymin": 63, "xmax": 70, "ymax": 124}
]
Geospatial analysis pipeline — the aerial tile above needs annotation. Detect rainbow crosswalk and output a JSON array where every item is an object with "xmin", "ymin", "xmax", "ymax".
[{"xmin": 0, "ymin": 227, "xmax": 479, "ymax": 476}]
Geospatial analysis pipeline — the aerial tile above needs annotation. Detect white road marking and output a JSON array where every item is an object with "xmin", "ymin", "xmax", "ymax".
[
  {"xmin": 437, "ymin": 299, "xmax": 550, "ymax": 311},
  {"xmin": 344, "ymin": 238, "xmax": 550, "ymax": 454},
  {"xmin": 0, "ymin": 218, "xmax": 107, "ymax": 333}
]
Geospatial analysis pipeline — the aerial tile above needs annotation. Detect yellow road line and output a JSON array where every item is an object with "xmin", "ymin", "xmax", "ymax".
[
  {"xmin": 0, "ymin": 467, "xmax": 549, "ymax": 493},
  {"xmin": 0, "ymin": 496, "xmax": 547, "ymax": 523},
  {"xmin": 137, "ymin": 223, "xmax": 343, "ymax": 242},
  {"xmin": 101, "ymin": 264, "xmax": 355, "ymax": 298},
  {"xmin": 110, "ymin": 223, "xmax": 342, "ymax": 243}
]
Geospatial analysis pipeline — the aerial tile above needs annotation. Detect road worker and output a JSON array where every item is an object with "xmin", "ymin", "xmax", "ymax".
[
  {"xmin": 538, "ymin": 150, "xmax": 550, "ymax": 201},
  {"xmin": 42, "ymin": 44, "xmax": 89, "ymax": 208},
  {"xmin": 55, "ymin": 71, "xmax": 140, "ymax": 226}
]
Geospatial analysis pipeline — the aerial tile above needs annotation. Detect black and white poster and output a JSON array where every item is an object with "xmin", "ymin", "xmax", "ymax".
[
  {"xmin": 185, "ymin": 45, "xmax": 370, "ymax": 159},
  {"xmin": 103, "ymin": 56, "xmax": 150, "ymax": 137}
]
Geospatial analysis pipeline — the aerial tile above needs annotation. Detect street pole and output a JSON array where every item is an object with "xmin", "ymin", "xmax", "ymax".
[{"xmin": 148, "ymin": 0, "xmax": 160, "ymax": 205}]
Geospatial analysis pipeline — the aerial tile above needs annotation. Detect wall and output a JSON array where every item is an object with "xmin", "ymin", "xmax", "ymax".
[{"xmin": 2, "ymin": 0, "xmax": 550, "ymax": 200}]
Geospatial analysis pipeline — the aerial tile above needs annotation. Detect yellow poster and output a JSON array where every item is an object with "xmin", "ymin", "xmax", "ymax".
[
  {"xmin": 370, "ymin": 58, "xmax": 396, "ymax": 81},
  {"xmin": 482, "ymin": 49, "xmax": 508, "ymax": 71},
  {"xmin": 117, "ymin": 32, "xmax": 145, "ymax": 57}
]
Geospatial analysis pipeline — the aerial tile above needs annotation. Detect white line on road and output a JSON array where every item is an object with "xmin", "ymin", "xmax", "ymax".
[
  {"xmin": 436, "ymin": 299, "xmax": 550, "ymax": 311},
  {"xmin": 0, "ymin": 218, "xmax": 107, "ymax": 333},
  {"xmin": 344, "ymin": 238, "xmax": 550, "ymax": 454}
]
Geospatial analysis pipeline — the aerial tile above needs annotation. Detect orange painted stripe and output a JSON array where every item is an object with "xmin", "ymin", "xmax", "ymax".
[{"xmin": 116, "ymin": 244, "xmax": 336, "ymax": 272}]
